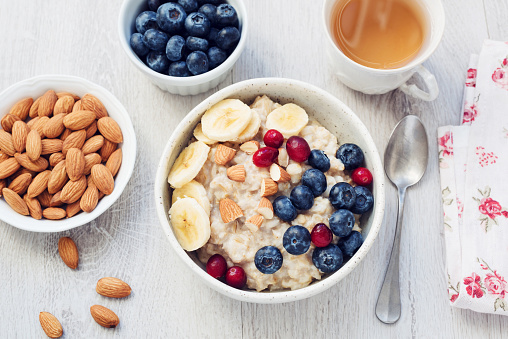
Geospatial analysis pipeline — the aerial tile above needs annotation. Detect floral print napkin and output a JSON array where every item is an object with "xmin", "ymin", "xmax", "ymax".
[{"xmin": 438, "ymin": 40, "xmax": 508, "ymax": 315}]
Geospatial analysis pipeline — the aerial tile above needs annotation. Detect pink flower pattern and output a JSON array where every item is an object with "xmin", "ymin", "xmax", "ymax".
[
  {"xmin": 492, "ymin": 57, "xmax": 508, "ymax": 90},
  {"xmin": 439, "ymin": 131, "xmax": 453, "ymax": 157},
  {"xmin": 485, "ymin": 271, "xmax": 508, "ymax": 298},
  {"xmin": 464, "ymin": 273, "xmax": 485, "ymax": 298},
  {"xmin": 462, "ymin": 100, "xmax": 479, "ymax": 124},
  {"xmin": 475, "ymin": 146, "xmax": 498, "ymax": 167},
  {"xmin": 473, "ymin": 186, "xmax": 508, "ymax": 232},
  {"xmin": 466, "ymin": 68, "xmax": 477, "ymax": 87}
]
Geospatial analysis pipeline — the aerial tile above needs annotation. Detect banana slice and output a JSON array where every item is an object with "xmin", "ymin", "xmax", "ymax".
[
  {"xmin": 169, "ymin": 197, "xmax": 210, "ymax": 251},
  {"xmin": 193, "ymin": 123, "xmax": 218, "ymax": 145},
  {"xmin": 201, "ymin": 99, "xmax": 252, "ymax": 142},
  {"xmin": 172, "ymin": 180, "xmax": 211, "ymax": 216},
  {"xmin": 168, "ymin": 141, "xmax": 210, "ymax": 188},
  {"xmin": 266, "ymin": 103, "xmax": 309, "ymax": 138},
  {"xmin": 234, "ymin": 109, "xmax": 261, "ymax": 143}
]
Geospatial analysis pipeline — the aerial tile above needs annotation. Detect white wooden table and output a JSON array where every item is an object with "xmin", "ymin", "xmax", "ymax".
[{"xmin": 1, "ymin": 0, "xmax": 507, "ymax": 337}]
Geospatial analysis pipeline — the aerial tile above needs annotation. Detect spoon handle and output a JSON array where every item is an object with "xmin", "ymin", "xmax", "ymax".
[{"xmin": 375, "ymin": 186, "xmax": 406, "ymax": 324}]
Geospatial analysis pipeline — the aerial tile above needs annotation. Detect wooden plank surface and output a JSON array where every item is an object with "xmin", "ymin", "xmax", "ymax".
[{"xmin": 0, "ymin": 0, "xmax": 507, "ymax": 337}]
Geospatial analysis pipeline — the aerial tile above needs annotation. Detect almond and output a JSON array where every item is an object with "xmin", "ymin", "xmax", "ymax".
[
  {"xmin": 11, "ymin": 121, "xmax": 28, "ymax": 153},
  {"xmin": 240, "ymin": 140, "xmax": 260, "ymax": 154},
  {"xmin": 96, "ymin": 277, "xmax": 132, "ymax": 298},
  {"xmin": 24, "ymin": 194, "xmax": 42, "ymax": 219},
  {"xmin": 85, "ymin": 120, "xmax": 98, "ymax": 139},
  {"xmin": 15, "ymin": 153, "xmax": 48, "ymax": 172},
  {"xmin": 245, "ymin": 214, "xmax": 264, "ymax": 232},
  {"xmin": 219, "ymin": 198, "xmax": 243, "ymax": 223},
  {"xmin": 8, "ymin": 172, "xmax": 32, "ymax": 195},
  {"xmin": 49, "ymin": 152, "xmax": 65, "ymax": 167},
  {"xmin": 80, "ymin": 183, "xmax": 98, "ymax": 213},
  {"xmin": 0, "ymin": 157, "xmax": 20, "ymax": 179},
  {"xmin": 256, "ymin": 197, "xmax": 274, "ymax": 219},
  {"xmin": 56, "ymin": 92, "xmax": 80, "ymax": 101},
  {"xmin": 59, "ymin": 128, "xmax": 72, "ymax": 141},
  {"xmin": 60, "ymin": 175, "xmax": 86, "ymax": 204},
  {"xmin": 62, "ymin": 129, "xmax": 86, "ymax": 155},
  {"xmin": 82, "ymin": 135, "xmax": 104, "ymax": 155},
  {"xmin": 11, "ymin": 168, "xmax": 37, "ymax": 180},
  {"xmin": 214, "ymin": 144, "xmax": 236, "ymax": 166},
  {"xmin": 38, "ymin": 90, "xmax": 58, "ymax": 118},
  {"xmin": 97, "ymin": 117, "xmax": 123, "ymax": 143},
  {"xmin": 43, "ymin": 113, "xmax": 66, "ymax": 139},
  {"xmin": 0, "ymin": 130, "xmax": 16, "ymax": 156},
  {"xmin": 9, "ymin": 97, "xmax": 33, "ymax": 121},
  {"xmin": 49, "ymin": 191, "xmax": 63, "ymax": 207},
  {"xmin": 27, "ymin": 170, "xmax": 51, "ymax": 198},
  {"xmin": 277, "ymin": 148, "xmax": 289, "ymax": 167},
  {"xmin": 72, "ymin": 100, "xmax": 82, "ymax": 112},
  {"xmin": 26, "ymin": 116, "xmax": 39, "ymax": 129},
  {"xmin": 90, "ymin": 305, "xmax": 119, "ymax": 328},
  {"xmin": 66, "ymin": 199, "xmax": 81, "ymax": 217},
  {"xmin": 1, "ymin": 113, "xmax": 21, "ymax": 132},
  {"xmin": 261, "ymin": 178, "xmax": 278, "ymax": 197},
  {"xmin": 105, "ymin": 149, "xmax": 122, "ymax": 177},
  {"xmin": 58, "ymin": 237, "xmax": 79, "ymax": 268},
  {"xmin": 269, "ymin": 163, "xmax": 291, "ymax": 183},
  {"xmin": 63, "ymin": 111, "xmax": 96, "ymax": 130},
  {"xmin": 31, "ymin": 116, "xmax": 50, "ymax": 138},
  {"xmin": 100, "ymin": 139, "xmax": 117, "ymax": 162},
  {"xmin": 84, "ymin": 153, "xmax": 102, "ymax": 175},
  {"xmin": 53, "ymin": 96, "xmax": 74, "ymax": 114},
  {"xmin": 26, "ymin": 130, "xmax": 42, "ymax": 161},
  {"xmin": 48, "ymin": 161, "xmax": 68, "ymax": 194},
  {"xmin": 226, "ymin": 164, "xmax": 245, "ymax": 182},
  {"xmin": 41, "ymin": 139, "xmax": 63, "ymax": 155},
  {"xmin": 0, "ymin": 179, "xmax": 5, "ymax": 196},
  {"xmin": 0, "ymin": 151, "xmax": 9, "ymax": 163},
  {"xmin": 29, "ymin": 96, "xmax": 41, "ymax": 118},
  {"xmin": 81, "ymin": 94, "xmax": 108, "ymax": 119},
  {"xmin": 2, "ymin": 188, "xmax": 29, "ymax": 215},
  {"xmin": 43, "ymin": 207, "xmax": 66, "ymax": 220},
  {"xmin": 91, "ymin": 164, "xmax": 114, "ymax": 195},
  {"xmin": 37, "ymin": 190, "xmax": 53, "ymax": 208},
  {"xmin": 39, "ymin": 312, "xmax": 63, "ymax": 338},
  {"xmin": 66, "ymin": 148, "xmax": 85, "ymax": 181}
]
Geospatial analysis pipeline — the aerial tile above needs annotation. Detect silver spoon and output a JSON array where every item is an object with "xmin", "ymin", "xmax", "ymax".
[{"xmin": 375, "ymin": 115, "xmax": 428, "ymax": 324}]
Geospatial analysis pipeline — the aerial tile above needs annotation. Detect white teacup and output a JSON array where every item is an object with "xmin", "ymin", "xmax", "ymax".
[{"xmin": 322, "ymin": 0, "xmax": 445, "ymax": 101}]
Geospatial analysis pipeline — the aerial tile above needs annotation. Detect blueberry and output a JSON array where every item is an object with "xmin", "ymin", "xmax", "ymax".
[
  {"xmin": 198, "ymin": 4, "xmax": 217, "ymax": 25},
  {"xmin": 329, "ymin": 209, "xmax": 355, "ymax": 237},
  {"xmin": 216, "ymin": 4, "xmax": 238, "ymax": 27},
  {"xmin": 146, "ymin": 51, "xmax": 170, "ymax": 73},
  {"xmin": 336, "ymin": 143, "xmax": 364, "ymax": 170},
  {"xmin": 207, "ymin": 46, "xmax": 227, "ymax": 68},
  {"xmin": 308, "ymin": 150, "xmax": 330, "ymax": 172},
  {"xmin": 143, "ymin": 29, "xmax": 169, "ymax": 52},
  {"xmin": 186, "ymin": 51, "xmax": 209, "ymax": 75},
  {"xmin": 351, "ymin": 186, "xmax": 374, "ymax": 214},
  {"xmin": 312, "ymin": 244, "xmax": 344, "ymax": 273},
  {"xmin": 185, "ymin": 12, "xmax": 211, "ymax": 38},
  {"xmin": 148, "ymin": 0, "xmax": 169, "ymax": 11},
  {"xmin": 168, "ymin": 61, "xmax": 191, "ymax": 77},
  {"xmin": 290, "ymin": 185, "xmax": 314, "ymax": 211},
  {"xmin": 273, "ymin": 196, "xmax": 297, "ymax": 222},
  {"xmin": 135, "ymin": 11, "xmax": 158, "ymax": 35},
  {"xmin": 338, "ymin": 231, "xmax": 364, "ymax": 257},
  {"xmin": 328, "ymin": 182, "xmax": 356, "ymax": 210},
  {"xmin": 283, "ymin": 225, "xmax": 311, "ymax": 255},
  {"xmin": 207, "ymin": 27, "xmax": 219, "ymax": 46},
  {"xmin": 166, "ymin": 35, "xmax": 186, "ymax": 61},
  {"xmin": 178, "ymin": 0, "xmax": 198, "ymax": 13},
  {"xmin": 302, "ymin": 169, "xmax": 327, "ymax": 197},
  {"xmin": 216, "ymin": 26, "xmax": 240, "ymax": 50},
  {"xmin": 130, "ymin": 33, "xmax": 149, "ymax": 57},
  {"xmin": 157, "ymin": 3, "xmax": 187, "ymax": 34},
  {"xmin": 186, "ymin": 36, "xmax": 209, "ymax": 51},
  {"xmin": 255, "ymin": 246, "xmax": 283, "ymax": 274}
]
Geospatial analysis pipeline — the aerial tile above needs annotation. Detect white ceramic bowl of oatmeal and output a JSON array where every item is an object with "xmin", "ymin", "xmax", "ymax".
[{"xmin": 155, "ymin": 78, "xmax": 385, "ymax": 303}]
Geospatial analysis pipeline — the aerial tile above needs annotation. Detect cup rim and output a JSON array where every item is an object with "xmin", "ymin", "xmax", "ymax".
[{"xmin": 321, "ymin": 0, "xmax": 446, "ymax": 74}]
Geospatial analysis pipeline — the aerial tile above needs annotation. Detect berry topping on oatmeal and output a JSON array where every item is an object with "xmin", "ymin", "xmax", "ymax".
[
  {"xmin": 312, "ymin": 245, "xmax": 344, "ymax": 273},
  {"xmin": 328, "ymin": 182, "xmax": 356, "ymax": 210},
  {"xmin": 308, "ymin": 149, "xmax": 331, "ymax": 172},
  {"xmin": 336, "ymin": 143, "xmax": 364, "ymax": 170},
  {"xmin": 338, "ymin": 231, "xmax": 364, "ymax": 257},
  {"xmin": 273, "ymin": 196, "xmax": 297, "ymax": 222},
  {"xmin": 252, "ymin": 147, "xmax": 279, "ymax": 167},
  {"xmin": 286, "ymin": 136, "xmax": 311, "ymax": 162},
  {"xmin": 352, "ymin": 167, "xmax": 373, "ymax": 186},
  {"xmin": 225, "ymin": 266, "xmax": 247, "ymax": 289},
  {"xmin": 206, "ymin": 254, "xmax": 228, "ymax": 278},
  {"xmin": 302, "ymin": 168, "xmax": 327, "ymax": 197},
  {"xmin": 311, "ymin": 223, "xmax": 333, "ymax": 248},
  {"xmin": 263, "ymin": 129, "xmax": 284, "ymax": 148},
  {"xmin": 283, "ymin": 225, "xmax": 311, "ymax": 255},
  {"xmin": 351, "ymin": 186, "xmax": 374, "ymax": 214},
  {"xmin": 255, "ymin": 246, "xmax": 283, "ymax": 274},
  {"xmin": 329, "ymin": 209, "xmax": 355, "ymax": 237}
]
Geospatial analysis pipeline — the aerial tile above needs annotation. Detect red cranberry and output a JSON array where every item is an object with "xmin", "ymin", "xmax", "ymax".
[
  {"xmin": 253, "ymin": 147, "xmax": 279, "ymax": 167},
  {"xmin": 352, "ymin": 167, "xmax": 373, "ymax": 186},
  {"xmin": 311, "ymin": 223, "xmax": 333, "ymax": 247},
  {"xmin": 206, "ymin": 254, "xmax": 228, "ymax": 279},
  {"xmin": 286, "ymin": 136, "xmax": 310, "ymax": 162},
  {"xmin": 263, "ymin": 129, "xmax": 284, "ymax": 148},
  {"xmin": 225, "ymin": 266, "xmax": 247, "ymax": 289}
]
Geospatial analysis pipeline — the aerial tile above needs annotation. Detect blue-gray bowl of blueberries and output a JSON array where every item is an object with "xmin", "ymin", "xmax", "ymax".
[{"xmin": 119, "ymin": 0, "xmax": 248, "ymax": 95}]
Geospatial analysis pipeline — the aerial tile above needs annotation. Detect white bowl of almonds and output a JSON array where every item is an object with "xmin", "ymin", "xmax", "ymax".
[
  {"xmin": 155, "ymin": 78, "xmax": 385, "ymax": 303},
  {"xmin": 0, "ymin": 75, "xmax": 136, "ymax": 232}
]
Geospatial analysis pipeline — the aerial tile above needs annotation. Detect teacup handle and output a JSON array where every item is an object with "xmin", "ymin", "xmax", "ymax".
[{"xmin": 398, "ymin": 65, "xmax": 439, "ymax": 101}]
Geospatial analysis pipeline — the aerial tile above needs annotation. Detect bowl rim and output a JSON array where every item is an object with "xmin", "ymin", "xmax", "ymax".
[
  {"xmin": 0, "ymin": 74, "xmax": 137, "ymax": 233},
  {"xmin": 154, "ymin": 77, "xmax": 385, "ymax": 303},
  {"xmin": 117, "ymin": 0, "xmax": 249, "ymax": 86}
]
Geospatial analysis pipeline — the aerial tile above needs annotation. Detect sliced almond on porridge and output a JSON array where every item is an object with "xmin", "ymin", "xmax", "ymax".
[
  {"xmin": 193, "ymin": 123, "xmax": 218, "ymax": 145},
  {"xmin": 168, "ymin": 141, "xmax": 210, "ymax": 188},
  {"xmin": 201, "ymin": 99, "xmax": 252, "ymax": 142},
  {"xmin": 214, "ymin": 144, "xmax": 236, "ymax": 166},
  {"xmin": 234, "ymin": 109, "xmax": 261, "ymax": 143},
  {"xmin": 245, "ymin": 214, "xmax": 263, "ymax": 232},
  {"xmin": 239, "ymin": 140, "xmax": 260, "ymax": 154},
  {"xmin": 219, "ymin": 198, "xmax": 243, "ymax": 223},
  {"xmin": 172, "ymin": 180, "xmax": 210, "ymax": 216},
  {"xmin": 226, "ymin": 164, "xmax": 245, "ymax": 182},
  {"xmin": 277, "ymin": 148, "xmax": 289, "ymax": 167},
  {"xmin": 269, "ymin": 163, "xmax": 291, "ymax": 183},
  {"xmin": 261, "ymin": 178, "xmax": 278, "ymax": 197},
  {"xmin": 257, "ymin": 197, "xmax": 274, "ymax": 219},
  {"xmin": 169, "ymin": 197, "xmax": 210, "ymax": 251}
]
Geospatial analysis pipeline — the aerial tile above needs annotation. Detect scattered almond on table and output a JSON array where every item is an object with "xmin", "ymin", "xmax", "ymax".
[
  {"xmin": 39, "ymin": 312, "xmax": 63, "ymax": 338},
  {"xmin": 90, "ymin": 305, "xmax": 120, "ymax": 328}
]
